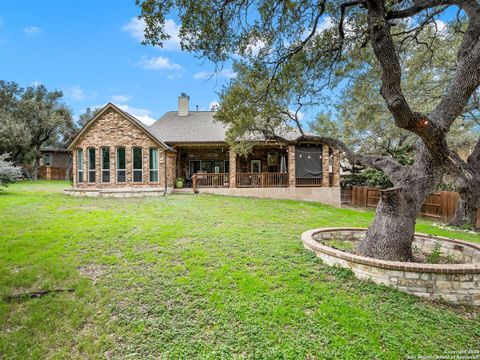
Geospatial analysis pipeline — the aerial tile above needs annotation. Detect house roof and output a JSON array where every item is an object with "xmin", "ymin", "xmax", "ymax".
[
  {"xmin": 149, "ymin": 111, "xmax": 307, "ymax": 144},
  {"xmin": 149, "ymin": 111, "xmax": 228, "ymax": 143},
  {"xmin": 67, "ymin": 103, "xmax": 173, "ymax": 152}
]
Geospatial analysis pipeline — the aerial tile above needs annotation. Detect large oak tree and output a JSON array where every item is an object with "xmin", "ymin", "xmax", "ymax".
[{"xmin": 137, "ymin": 0, "xmax": 480, "ymax": 260}]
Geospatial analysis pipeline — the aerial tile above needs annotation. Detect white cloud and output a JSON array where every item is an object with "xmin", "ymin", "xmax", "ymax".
[
  {"xmin": 111, "ymin": 95, "xmax": 131, "ymax": 103},
  {"xmin": 317, "ymin": 16, "xmax": 334, "ymax": 33},
  {"xmin": 288, "ymin": 109, "xmax": 305, "ymax": 121},
  {"xmin": 246, "ymin": 39, "xmax": 265, "ymax": 56},
  {"xmin": 435, "ymin": 20, "xmax": 447, "ymax": 33},
  {"xmin": 122, "ymin": 17, "xmax": 144, "ymax": 41},
  {"xmin": 116, "ymin": 104, "xmax": 156, "ymax": 125},
  {"xmin": 193, "ymin": 71, "xmax": 211, "ymax": 80},
  {"xmin": 138, "ymin": 55, "xmax": 182, "ymax": 71},
  {"xmin": 65, "ymin": 86, "xmax": 86, "ymax": 101},
  {"xmin": 193, "ymin": 68, "xmax": 236, "ymax": 80},
  {"xmin": 122, "ymin": 17, "xmax": 181, "ymax": 50},
  {"xmin": 209, "ymin": 101, "xmax": 219, "ymax": 111},
  {"xmin": 24, "ymin": 26, "xmax": 42, "ymax": 36}
]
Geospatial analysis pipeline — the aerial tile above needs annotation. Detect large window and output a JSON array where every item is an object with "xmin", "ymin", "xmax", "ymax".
[
  {"xmin": 101, "ymin": 147, "xmax": 110, "ymax": 183},
  {"xmin": 77, "ymin": 149, "xmax": 84, "ymax": 183},
  {"xmin": 149, "ymin": 148, "xmax": 158, "ymax": 182},
  {"xmin": 132, "ymin": 147, "xmax": 143, "ymax": 182},
  {"xmin": 116, "ymin": 147, "xmax": 126, "ymax": 183},
  {"xmin": 88, "ymin": 147, "xmax": 96, "ymax": 183}
]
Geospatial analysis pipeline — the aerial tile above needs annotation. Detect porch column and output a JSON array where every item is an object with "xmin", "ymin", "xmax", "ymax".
[
  {"xmin": 288, "ymin": 145, "xmax": 295, "ymax": 187},
  {"xmin": 322, "ymin": 144, "xmax": 330, "ymax": 187},
  {"xmin": 229, "ymin": 149, "xmax": 236, "ymax": 188},
  {"xmin": 332, "ymin": 149, "xmax": 341, "ymax": 187},
  {"xmin": 166, "ymin": 152, "xmax": 176, "ymax": 191}
]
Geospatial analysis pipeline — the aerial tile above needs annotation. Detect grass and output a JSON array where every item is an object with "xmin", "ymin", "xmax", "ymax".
[{"xmin": 0, "ymin": 181, "xmax": 479, "ymax": 359}]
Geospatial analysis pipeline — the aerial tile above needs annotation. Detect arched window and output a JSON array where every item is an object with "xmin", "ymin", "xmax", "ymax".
[
  {"xmin": 149, "ymin": 148, "xmax": 158, "ymax": 182},
  {"xmin": 101, "ymin": 147, "xmax": 110, "ymax": 183},
  {"xmin": 77, "ymin": 149, "xmax": 84, "ymax": 183},
  {"xmin": 88, "ymin": 147, "xmax": 96, "ymax": 183},
  {"xmin": 116, "ymin": 147, "xmax": 126, "ymax": 183},
  {"xmin": 132, "ymin": 147, "xmax": 143, "ymax": 183}
]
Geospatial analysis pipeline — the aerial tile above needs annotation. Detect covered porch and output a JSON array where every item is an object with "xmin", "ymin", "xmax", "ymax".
[{"xmin": 178, "ymin": 142, "xmax": 340, "ymax": 191}]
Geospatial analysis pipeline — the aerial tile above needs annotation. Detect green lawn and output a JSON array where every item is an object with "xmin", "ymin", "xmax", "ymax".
[{"xmin": 0, "ymin": 181, "xmax": 479, "ymax": 359}]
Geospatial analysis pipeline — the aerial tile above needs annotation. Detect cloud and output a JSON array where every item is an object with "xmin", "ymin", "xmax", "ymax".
[
  {"xmin": 317, "ymin": 16, "xmax": 334, "ymax": 33},
  {"xmin": 65, "ymin": 86, "xmax": 86, "ymax": 101},
  {"xmin": 122, "ymin": 17, "xmax": 181, "ymax": 50},
  {"xmin": 111, "ymin": 95, "xmax": 131, "ymax": 103},
  {"xmin": 288, "ymin": 109, "xmax": 305, "ymax": 121},
  {"xmin": 193, "ymin": 68, "xmax": 236, "ymax": 80},
  {"xmin": 209, "ymin": 101, "xmax": 219, "ymax": 111},
  {"xmin": 435, "ymin": 20, "xmax": 447, "ymax": 33},
  {"xmin": 24, "ymin": 26, "xmax": 42, "ymax": 36},
  {"xmin": 116, "ymin": 104, "xmax": 156, "ymax": 125},
  {"xmin": 137, "ymin": 55, "xmax": 182, "ymax": 71}
]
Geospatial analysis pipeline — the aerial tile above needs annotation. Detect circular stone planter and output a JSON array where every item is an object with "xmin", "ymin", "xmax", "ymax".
[{"xmin": 302, "ymin": 228, "xmax": 480, "ymax": 306}]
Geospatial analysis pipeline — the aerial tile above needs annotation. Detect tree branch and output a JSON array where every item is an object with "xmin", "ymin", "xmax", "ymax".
[{"xmin": 386, "ymin": 0, "xmax": 460, "ymax": 20}]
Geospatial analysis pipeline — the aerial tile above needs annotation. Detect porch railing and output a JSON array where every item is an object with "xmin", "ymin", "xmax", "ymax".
[
  {"xmin": 295, "ymin": 177, "xmax": 323, "ymax": 187},
  {"xmin": 236, "ymin": 172, "xmax": 288, "ymax": 188},
  {"xmin": 192, "ymin": 173, "xmax": 229, "ymax": 192},
  {"xmin": 295, "ymin": 174, "xmax": 334, "ymax": 187}
]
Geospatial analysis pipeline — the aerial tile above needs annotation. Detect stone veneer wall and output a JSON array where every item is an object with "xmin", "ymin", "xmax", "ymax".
[
  {"xmin": 302, "ymin": 228, "xmax": 480, "ymax": 306},
  {"xmin": 72, "ymin": 108, "xmax": 172, "ymax": 189}
]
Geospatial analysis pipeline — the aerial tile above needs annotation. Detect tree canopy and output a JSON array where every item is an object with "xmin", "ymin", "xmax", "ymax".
[{"xmin": 0, "ymin": 81, "xmax": 74, "ymax": 178}]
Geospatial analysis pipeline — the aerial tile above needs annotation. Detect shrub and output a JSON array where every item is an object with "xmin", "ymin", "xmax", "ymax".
[{"xmin": 0, "ymin": 153, "xmax": 22, "ymax": 189}]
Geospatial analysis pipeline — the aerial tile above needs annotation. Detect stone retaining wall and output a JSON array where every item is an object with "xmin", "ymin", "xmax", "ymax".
[{"xmin": 302, "ymin": 228, "xmax": 480, "ymax": 306}]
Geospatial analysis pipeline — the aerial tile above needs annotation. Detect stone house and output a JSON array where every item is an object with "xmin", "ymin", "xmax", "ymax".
[{"xmin": 66, "ymin": 94, "xmax": 341, "ymax": 206}]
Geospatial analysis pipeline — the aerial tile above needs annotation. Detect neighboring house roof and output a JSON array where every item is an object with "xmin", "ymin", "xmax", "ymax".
[
  {"xmin": 67, "ymin": 103, "xmax": 173, "ymax": 152},
  {"xmin": 41, "ymin": 146, "xmax": 68, "ymax": 153},
  {"xmin": 149, "ymin": 111, "xmax": 228, "ymax": 143}
]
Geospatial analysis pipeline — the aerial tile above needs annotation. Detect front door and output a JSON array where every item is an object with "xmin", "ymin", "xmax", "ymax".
[
  {"xmin": 189, "ymin": 160, "xmax": 201, "ymax": 176},
  {"xmin": 251, "ymin": 160, "xmax": 261, "ymax": 173}
]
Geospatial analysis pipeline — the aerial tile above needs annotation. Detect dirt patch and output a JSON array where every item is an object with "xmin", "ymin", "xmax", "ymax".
[{"xmin": 78, "ymin": 264, "xmax": 108, "ymax": 284}]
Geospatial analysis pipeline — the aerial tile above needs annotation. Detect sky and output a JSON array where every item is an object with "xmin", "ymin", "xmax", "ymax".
[
  {"xmin": 0, "ymin": 1, "xmax": 461, "ymax": 127},
  {"xmin": 0, "ymin": 0, "xmax": 236, "ymax": 125}
]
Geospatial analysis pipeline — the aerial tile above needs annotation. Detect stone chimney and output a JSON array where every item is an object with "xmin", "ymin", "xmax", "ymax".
[{"xmin": 178, "ymin": 93, "xmax": 189, "ymax": 116}]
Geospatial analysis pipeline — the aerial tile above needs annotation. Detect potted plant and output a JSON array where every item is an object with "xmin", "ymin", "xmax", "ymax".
[{"xmin": 175, "ymin": 177, "xmax": 184, "ymax": 188}]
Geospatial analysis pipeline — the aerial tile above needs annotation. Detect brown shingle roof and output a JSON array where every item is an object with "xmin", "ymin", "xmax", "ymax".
[
  {"xmin": 149, "ymin": 111, "xmax": 307, "ymax": 144},
  {"xmin": 149, "ymin": 111, "xmax": 227, "ymax": 143}
]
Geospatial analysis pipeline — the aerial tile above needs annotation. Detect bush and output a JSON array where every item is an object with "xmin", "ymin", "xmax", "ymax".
[{"xmin": 0, "ymin": 153, "xmax": 22, "ymax": 189}]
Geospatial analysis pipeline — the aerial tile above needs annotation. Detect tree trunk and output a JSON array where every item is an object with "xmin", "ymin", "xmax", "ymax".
[
  {"xmin": 357, "ymin": 187, "xmax": 417, "ymax": 261},
  {"xmin": 449, "ymin": 186, "xmax": 480, "ymax": 230},
  {"xmin": 357, "ymin": 143, "xmax": 444, "ymax": 261},
  {"xmin": 31, "ymin": 155, "xmax": 41, "ymax": 180},
  {"xmin": 65, "ymin": 156, "xmax": 72, "ymax": 181}
]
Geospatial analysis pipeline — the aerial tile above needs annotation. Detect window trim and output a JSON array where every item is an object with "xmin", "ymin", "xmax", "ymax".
[
  {"xmin": 116, "ymin": 147, "xmax": 126, "ymax": 183},
  {"xmin": 101, "ymin": 147, "xmax": 110, "ymax": 183},
  {"xmin": 132, "ymin": 147, "xmax": 143, "ymax": 183},
  {"xmin": 149, "ymin": 148, "xmax": 159, "ymax": 183},
  {"xmin": 43, "ymin": 153, "xmax": 52, "ymax": 166},
  {"xmin": 87, "ymin": 147, "xmax": 96, "ymax": 183},
  {"xmin": 77, "ymin": 149, "xmax": 84, "ymax": 183}
]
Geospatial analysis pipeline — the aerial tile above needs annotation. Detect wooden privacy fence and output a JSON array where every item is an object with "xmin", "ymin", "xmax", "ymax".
[
  {"xmin": 343, "ymin": 186, "xmax": 480, "ymax": 228},
  {"xmin": 39, "ymin": 166, "xmax": 67, "ymax": 180}
]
